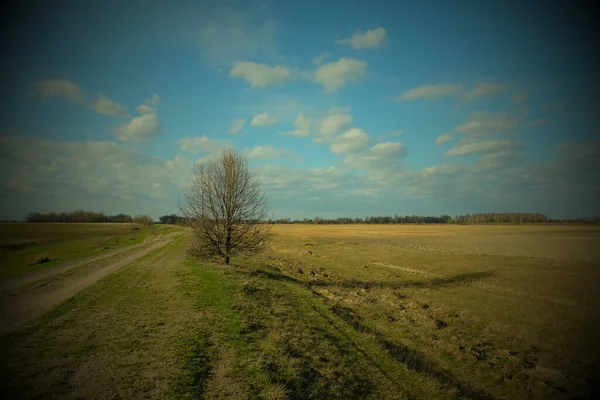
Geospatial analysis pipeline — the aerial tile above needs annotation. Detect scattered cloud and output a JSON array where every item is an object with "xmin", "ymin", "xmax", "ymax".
[
  {"xmin": 337, "ymin": 27, "xmax": 387, "ymax": 50},
  {"xmin": 397, "ymin": 84, "xmax": 461, "ymax": 101},
  {"xmin": 145, "ymin": 94, "xmax": 160, "ymax": 105},
  {"xmin": 454, "ymin": 110, "xmax": 526, "ymax": 138},
  {"xmin": 242, "ymin": 146, "xmax": 300, "ymax": 160},
  {"xmin": 90, "ymin": 94, "xmax": 129, "ymax": 118},
  {"xmin": 112, "ymin": 113, "xmax": 162, "ymax": 142},
  {"xmin": 136, "ymin": 104, "xmax": 157, "ymax": 115},
  {"xmin": 281, "ymin": 113, "xmax": 311, "ymax": 137},
  {"xmin": 178, "ymin": 136, "xmax": 231, "ymax": 154},
  {"xmin": 313, "ymin": 57, "xmax": 367, "ymax": 93},
  {"xmin": 389, "ymin": 130, "xmax": 403, "ymax": 137},
  {"xmin": 345, "ymin": 141, "xmax": 407, "ymax": 170},
  {"xmin": 446, "ymin": 140, "xmax": 526, "ymax": 156},
  {"xmin": 250, "ymin": 113, "xmax": 279, "ymax": 126},
  {"xmin": 316, "ymin": 109, "xmax": 354, "ymax": 142},
  {"xmin": 31, "ymin": 79, "xmax": 85, "ymax": 103},
  {"xmin": 370, "ymin": 142, "xmax": 405, "ymax": 158},
  {"xmin": 229, "ymin": 62, "xmax": 295, "ymax": 88},
  {"xmin": 313, "ymin": 52, "xmax": 330, "ymax": 65},
  {"xmin": 329, "ymin": 128, "xmax": 372, "ymax": 154},
  {"xmin": 399, "ymin": 82, "xmax": 514, "ymax": 102},
  {"xmin": 0, "ymin": 136, "xmax": 191, "ymax": 212},
  {"xmin": 434, "ymin": 133, "xmax": 453, "ymax": 145},
  {"xmin": 462, "ymin": 83, "xmax": 509, "ymax": 102},
  {"xmin": 230, "ymin": 118, "xmax": 246, "ymax": 134}
]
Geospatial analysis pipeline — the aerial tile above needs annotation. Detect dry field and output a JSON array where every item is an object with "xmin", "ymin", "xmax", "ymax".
[
  {"xmin": 262, "ymin": 224, "xmax": 600, "ymax": 398},
  {"xmin": 1, "ymin": 223, "xmax": 598, "ymax": 399}
]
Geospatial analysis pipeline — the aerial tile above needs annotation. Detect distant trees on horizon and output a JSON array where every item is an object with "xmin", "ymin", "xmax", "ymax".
[
  {"xmin": 23, "ymin": 210, "xmax": 153, "ymax": 225},
  {"xmin": 14, "ymin": 210, "xmax": 600, "ymax": 225}
]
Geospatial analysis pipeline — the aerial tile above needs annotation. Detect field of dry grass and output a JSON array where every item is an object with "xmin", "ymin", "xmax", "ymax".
[
  {"xmin": 1, "ymin": 223, "xmax": 598, "ymax": 399},
  {"xmin": 260, "ymin": 224, "xmax": 600, "ymax": 398}
]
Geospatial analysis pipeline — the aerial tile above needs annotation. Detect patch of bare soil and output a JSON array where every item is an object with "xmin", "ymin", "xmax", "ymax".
[{"xmin": 0, "ymin": 232, "xmax": 181, "ymax": 335}]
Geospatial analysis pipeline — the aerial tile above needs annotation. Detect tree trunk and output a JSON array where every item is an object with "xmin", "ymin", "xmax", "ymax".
[{"xmin": 225, "ymin": 227, "xmax": 232, "ymax": 265}]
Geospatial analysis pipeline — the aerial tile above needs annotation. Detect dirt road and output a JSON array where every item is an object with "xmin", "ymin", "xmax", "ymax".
[{"xmin": 0, "ymin": 231, "xmax": 182, "ymax": 336}]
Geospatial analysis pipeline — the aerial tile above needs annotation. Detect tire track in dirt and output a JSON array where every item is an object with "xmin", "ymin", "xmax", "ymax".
[
  {"xmin": 0, "ymin": 232, "xmax": 182, "ymax": 336},
  {"xmin": 370, "ymin": 262, "xmax": 577, "ymax": 306}
]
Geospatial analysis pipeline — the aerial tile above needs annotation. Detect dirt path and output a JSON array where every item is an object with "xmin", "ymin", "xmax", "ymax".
[
  {"xmin": 0, "ymin": 231, "xmax": 182, "ymax": 336},
  {"xmin": 0, "ymin": 233, "xmax": 168, "ymax": 296},
  {"xmin": 0, "ymin": 232, "xmax": 205, "ymax": 399}
]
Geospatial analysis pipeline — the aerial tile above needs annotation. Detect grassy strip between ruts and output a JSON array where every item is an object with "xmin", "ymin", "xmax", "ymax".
[{"xmin": 174, "ymin": 256, "xmax": 457, "ymax": 399}]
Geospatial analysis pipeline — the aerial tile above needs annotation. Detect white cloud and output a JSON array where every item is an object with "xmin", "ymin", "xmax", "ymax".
[
  {"xmin": 462, "ymin": 83, "xmax": 509, "ymax": 102},
  {"xmin": 445, "ymin": 140, "xmax": 526, "ymax": 156},
  {"xmin": 145, "ymin": 94, "xmax": 160, "ymax": 105},
  {"xmin": 178, "ymin": 136, "xmax": 230, "ymax": 154},
  {"xmin": 230, "ymin": 118, "xmax": 246, "ymax": 134},
  {"xmin": 397, "ymin": 84, "xmax": 462, "ymax": 101},
  {"xmin": 343, "ymin": 141, "xmax": 407, "ymax": 176},
  {"xmin": 282, "ymin": 113, "xmax": 311, "ymax": 137},
  {"xmin": 136, "ymin": 104, "xmax": 157, "ymax": 115},
  {"xmin": 0, "ymin": 136, "xmax": 192, "ymax": 214},
  {"xmin": 250, "ymin": 113, "xmax": 279, "ymax": 126},
  {"xmin": 229, "ymin": 62, "xmax": 295, "ymax": 88},
  {"xmin": 389, "ymin": 130, "xmax": 403, "ymax": 137},
  {"xmin": 112, "ymin": 113, "xmax": 162, "ymax": 142},
  {"xmin": 434, "ymin": 133, "xmax": 453, "ymax": 145},
  {"xmin": 91, "ymin": 94, "xmax": 129, "ymax": 118},
  {"xmin": 455, "ymin": 110, "xmax": 525, "ymax": 137},
  {"xmin": 370, "ymin": 142, "xmax": 405, "ymax": 158},
  {"xmin": 337, "ymin": 27, "xmax": 387, "ymax": 50},
  {"xmin": 242, "ymin": 146, "xmax": 299, "ymax": 160},
  {"xmin": 317, "ymin": 110, "xmax": 354, "ymax": 140},
  {"xmin": 313, "ymin": 57, "xmax": 367, "ymax": 93},
  {"xmin": 31, "ymin": 79, "xmax": 85, "ymax": 103},
  {"xmin": 330, "ymin": 128, "xmax": 372, "ymax": 154},
  {"xmin": 313, "ymin": 52, "xmax": 330, "ymax": 65}
]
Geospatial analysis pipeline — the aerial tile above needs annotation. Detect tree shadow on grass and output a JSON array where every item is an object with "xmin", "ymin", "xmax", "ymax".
[{"xmin": 309, "ymin": 270, "xmax": 495, "ymax": 291}]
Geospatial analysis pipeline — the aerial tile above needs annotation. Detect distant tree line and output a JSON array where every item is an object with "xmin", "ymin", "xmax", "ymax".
[
  {"xmin": 268, "ymin": 213, "xmax": 600, "ymax": 225},
  {"xmin": 17, "ymin": 211, "xmax": 600, "ymax": 225},
  {"xmin": 24, "ymin": 210, "xmax": 154, "ymax": 225},
  {"xmin": 158, "ymin": 214, "xmax": 187, "ymax": 225}
]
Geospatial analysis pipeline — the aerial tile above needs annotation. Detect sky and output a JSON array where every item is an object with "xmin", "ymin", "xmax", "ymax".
[{"xmin": 0, "ymin": 0, "xmax": 598, "ymax": 220}]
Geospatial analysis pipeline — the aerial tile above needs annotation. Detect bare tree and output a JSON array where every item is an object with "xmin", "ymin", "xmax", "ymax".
[{"xmin": 180, "ymin": 146, "xmax": 271, "ymax": 264}]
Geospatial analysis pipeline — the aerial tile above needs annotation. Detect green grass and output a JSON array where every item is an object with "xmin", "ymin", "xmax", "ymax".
[
  {"xmin": 0, "ymin": 223, "xmax": 177, "ymax": 279},
  {"xmin": 174, "ymin": 257, "xmax": 457, "ymax": 399}
]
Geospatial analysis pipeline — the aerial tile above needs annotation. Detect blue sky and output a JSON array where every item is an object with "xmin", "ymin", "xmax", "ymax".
[{"xmin": 1, "ymin": 0, "xmax": 598, "ymax": 220}]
